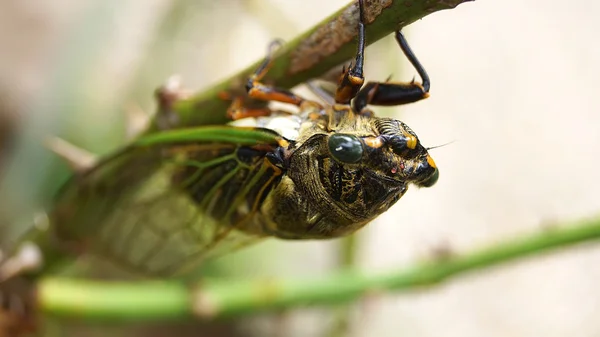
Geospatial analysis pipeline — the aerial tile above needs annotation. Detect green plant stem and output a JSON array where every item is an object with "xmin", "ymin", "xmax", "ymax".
[
  {"xmin": 40, "ymin": 279, "xmax": 191, "ymax": 321},
  {"xmin": 327, "ymin": 235, "xmax": 359, "ymax": 337},
  {"xmin": 339, "ymin": 235, "xmax": 358, "ymax": 269},
  {"xmin": 152, "ymin": 0, "xmax": 473, "ymax": 129},
  {"xmin": 38, "ymin": 216, "xmax": 600, "ymax": 321}
]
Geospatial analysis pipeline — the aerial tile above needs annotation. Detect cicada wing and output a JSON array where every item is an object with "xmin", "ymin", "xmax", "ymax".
[{"xmin": 49, "ymin": 127, "xmax": 282, "ymax": 277}]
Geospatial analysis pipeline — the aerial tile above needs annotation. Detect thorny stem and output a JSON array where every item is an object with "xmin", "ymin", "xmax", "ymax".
[
  {"xmin": 38, "ymin": 216, "xmax": 600, "ymax": 321},
  {"xmin": 151, "ymin": 0, "xmax": 473, "ymax": 129}
]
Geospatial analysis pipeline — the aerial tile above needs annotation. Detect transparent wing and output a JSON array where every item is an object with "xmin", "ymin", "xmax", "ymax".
[{"xmin": 49, "ymin": 127, "xmax": 283, "ymax": 276}]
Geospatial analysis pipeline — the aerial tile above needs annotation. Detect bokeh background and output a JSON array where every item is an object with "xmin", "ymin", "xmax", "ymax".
[{"xmin": 1, "ymin": 0, "xmax": 600, "ymax": 336}]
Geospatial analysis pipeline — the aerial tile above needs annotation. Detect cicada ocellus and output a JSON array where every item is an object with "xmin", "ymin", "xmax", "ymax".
[{"xmin": 10, "ymin": 0, "xmax": 439, "ymax": 277}]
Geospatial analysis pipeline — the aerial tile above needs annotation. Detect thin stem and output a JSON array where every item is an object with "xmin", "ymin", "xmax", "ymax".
[
  {"xmin": 339, "ymin": 235, "xmax": 358, "ymax": 269},
  {"xmin": 38, "ymin": 215, "xmax": 600, "ymax": 321},
  {"xmin": 327, "ymin": 235, "xmax": 359, "ymax": 337}
]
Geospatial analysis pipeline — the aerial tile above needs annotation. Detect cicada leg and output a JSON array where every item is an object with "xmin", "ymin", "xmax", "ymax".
[
  {"xmin": 223, "ymin": 38, "xmax": 323, "ymax": 121},
  {"xmin": 243, "ymin": 40, "xmax": 323, "ymax": 112},
  {"xmin": 306, "ymin": 81, "xmax": 335, "ymax": 106},
  {"xmin": 351, "ymin": 30, "xmax": 431, "ymax": 113},
  {"xmin": 336, "ymin": 0, "xmax": 431, "ymax": 115},
  {"xmin": 334, "ymin": 0, "xmax": 366, "ymax": 105},
  {"xmin": 226, "ymin": 96, "xmax": 274, "ymax": 121}
]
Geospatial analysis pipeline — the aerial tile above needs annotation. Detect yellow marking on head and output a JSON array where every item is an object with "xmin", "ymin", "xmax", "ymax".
[
  {"xmin": 404, "ymin": 134, "xmax": 417, "ymax": 149},
  {"xmin": 364, "ymin": 136, "xmax": 384, "ymax": 149},
  {"xmin": 426, "ymin": 154, "xmax": 437, "ymax": 169}
]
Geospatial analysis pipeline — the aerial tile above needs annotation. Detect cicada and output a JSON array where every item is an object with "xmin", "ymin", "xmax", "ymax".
[{"xmin": 6, "ymin": 0, "xmax": 438, "ymax": 278}]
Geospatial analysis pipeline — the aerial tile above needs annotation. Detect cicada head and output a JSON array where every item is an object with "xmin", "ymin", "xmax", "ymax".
[
  {"xmin": 321, "ymin": 117, "xmax": 438, "ymax": 210},
  {"xmin": 367, "ymin": 117, "xmax": 439, "ymax": 188}
]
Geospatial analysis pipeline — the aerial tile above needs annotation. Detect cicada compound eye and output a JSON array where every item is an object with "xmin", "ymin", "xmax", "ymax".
[
  {"xmin": 328, "ymin": 134, "xmax": 364, "ymax": 164},
  {"xmin": 415, "ymin": 154, "xmax": 439, "ymax": 187},
  {"xmin": 420, "ymin": 168, "xmax": 439, "ymax": 187}
]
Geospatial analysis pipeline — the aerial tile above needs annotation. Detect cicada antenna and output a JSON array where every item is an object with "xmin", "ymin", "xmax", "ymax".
[{"xmin": 426, "ymin": 140, "xmax": 456, "ymax": 151}]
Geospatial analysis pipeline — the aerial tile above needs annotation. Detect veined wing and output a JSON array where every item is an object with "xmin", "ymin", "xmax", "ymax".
[{"xmin": 49, "ymin": 126, "xmax": 285, "ymax": 276}]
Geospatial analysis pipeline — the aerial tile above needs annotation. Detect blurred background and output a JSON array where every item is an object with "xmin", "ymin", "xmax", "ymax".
[{"xmin": 1, "ymin": 0, "xmax": 600, "ymax": 336}]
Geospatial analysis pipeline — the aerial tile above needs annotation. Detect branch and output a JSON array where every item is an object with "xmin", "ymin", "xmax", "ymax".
[
  {"xmin": 153, "ymin": 0, "xmax": 473, "ymax": 129},
  {"xmin": 38, "ymin": 215, "xmax": 600, "ymax": 321}
]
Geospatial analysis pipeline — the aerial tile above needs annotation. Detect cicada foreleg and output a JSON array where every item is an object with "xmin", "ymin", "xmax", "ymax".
[
  {"xmin": 225, "ymin": 39, "xmax": 322, "ymax": 120},
  {"xmin": 236, "ymin": 40, "xmax": 323, "ymax": 115},
  {"xmin": 334, "ymin": 0, "xmax": 367, "ymax": 105},
  {"xmin": 351, "ymin": 30, "xmax": 431, "ymax": 114},
  {"xmin": 335, "ymin": 0, "xmax": 430, "ymax": 115},
  {"xmin": 226, "ymin": 97, "xmax": 274, "ymax": 120}
]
